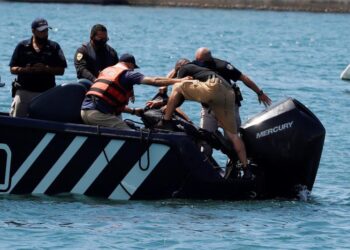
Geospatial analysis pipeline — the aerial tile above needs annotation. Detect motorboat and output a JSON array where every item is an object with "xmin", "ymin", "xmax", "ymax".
[
  {"xmin": 0, "ymin": 82, "xmax": 325, "ymax": 200},
  {"xmin": 0, "ymin": 76, "xmax": 5, "ymax": 87},
  {"xmin": 340, "ymin": 64, "xmax": 350, "ymax": 80}
]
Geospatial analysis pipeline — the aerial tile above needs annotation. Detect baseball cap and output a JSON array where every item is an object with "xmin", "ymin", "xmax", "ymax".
[
  {"xmin": 31, "ymin": 18, "xmax": 51, "ymax": 32},
  {"xmin": 119, "ymin": 53, "xmax": 139, "ymax": 68}
]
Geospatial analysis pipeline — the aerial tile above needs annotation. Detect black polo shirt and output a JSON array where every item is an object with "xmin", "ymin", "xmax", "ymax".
[
  {"xmin": 194, "ymin": 58, "xmax": 242, "ymax": 83},
  {"xmin": 177, "ymin": 63, "xmax": 226, "ymax": 82},
  {"xmin": 9, "ymin": 38, "xmax": 67, "ymax": 92},
  {"xmin": 74, "ymin": 42, "xmax": 119, "ymax": 82}
]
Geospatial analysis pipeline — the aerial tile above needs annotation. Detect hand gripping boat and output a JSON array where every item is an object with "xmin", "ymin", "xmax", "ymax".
[{"xmin": 0, "ymin": 83, "xmax": 325, "ymax": 200}]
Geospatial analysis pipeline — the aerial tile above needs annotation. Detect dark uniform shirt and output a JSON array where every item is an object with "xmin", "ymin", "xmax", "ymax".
[
  {"xmin": 81, "ymin": 70, "xmax": 144, "ymax": 114},
  {"xmin": 195, "ymin": 58, "xmax": 242, "ymax": 83},
  {"xmin": 193, "ymin": 58, "xmax": 243, "ymax": 106},
  {"xmin": 177, "ymin": 63, "xmax": 226, "ymax": 83},
  {"xmin": 74, "ymin": 42, "xmax": 119, "ymax": 82},
  {"xmin": 9, "ymin": 38, "xmax": 67, "ymax": 92}
]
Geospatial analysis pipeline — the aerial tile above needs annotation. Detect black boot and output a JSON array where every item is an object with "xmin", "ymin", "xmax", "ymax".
[{"xmin": 243, "ymin": 167, "xmax": 254, "ymax": 180}]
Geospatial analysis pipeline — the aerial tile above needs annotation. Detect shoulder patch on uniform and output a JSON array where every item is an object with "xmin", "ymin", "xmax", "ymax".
[
  {"xmin": 226, "ymin": 64, "xmax": 234, "ymax": 70},
  {"xmin": 76, "ymin": 53, "xmax": 83, "ymax": 61}
]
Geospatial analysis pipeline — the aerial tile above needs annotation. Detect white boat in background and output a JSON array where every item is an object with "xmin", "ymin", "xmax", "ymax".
[
  {"xmin": 340, "ymin": 64, "xmax": 350, "ymax": 80},
  {"xmin": 0, "ymin": 76, "xmax": 5, "ymax": 87}
]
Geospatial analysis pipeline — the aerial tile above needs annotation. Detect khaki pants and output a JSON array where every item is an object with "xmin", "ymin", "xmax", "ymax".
[
  {"xmin": 177, "ymin": 77, "xmax": 237, "ymax": 134},
  {"xmin": 10, "ymin": 89, "xmax": 42, "ymax": 117},
  {"xmin": 200, "ymin": 105, "xmax": 241, "ymax": 132},
  {"xmin": 81, "ymin": 109, "xmax": 132, "ymax": 130}
]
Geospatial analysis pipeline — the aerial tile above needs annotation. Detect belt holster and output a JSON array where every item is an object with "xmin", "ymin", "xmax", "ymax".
[
  {"xmin": 232, "ymin": 83, "xmax": 243, "ymax": 106},
  {"xmin": 11, "ymin": 79, "xmax": 21, "ymax": 98}
]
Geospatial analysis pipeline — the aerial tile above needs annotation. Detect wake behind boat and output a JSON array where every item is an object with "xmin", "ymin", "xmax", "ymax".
[{"xmin": 0, "ymin": 82, "xmax": 325, "ymax": 200}]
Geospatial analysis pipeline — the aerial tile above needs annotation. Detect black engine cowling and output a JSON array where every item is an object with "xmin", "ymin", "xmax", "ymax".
[{"xmin": 240, "ymin": 98, "xmax": 325, "ymax": 197}]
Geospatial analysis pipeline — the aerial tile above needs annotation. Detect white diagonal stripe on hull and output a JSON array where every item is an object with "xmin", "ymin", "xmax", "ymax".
[
  {"xmin": 109, "ymin": 144, "xmax": 170, "ymax": 200},
  {"xmin": 108, "ymin": 185, "xmax": 130, "ymax": 200},
  {"xmin": 33, "ymin": 136, "xmax": 87, "ymax": 194},
  {"xmin": 0, "ymin": 144, "xmax": 12, "ymax": 191},
  {"xmin": 7, "ymin": 133, "xmax": 55, "ymax": 193},
  {"xmin": 71, "ymin": 139, "xmax": 124, "ymax": 195}
]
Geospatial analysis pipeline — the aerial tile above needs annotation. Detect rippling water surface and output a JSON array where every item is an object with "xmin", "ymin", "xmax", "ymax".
[{"xmin": 0, "ymin": 2, "xmax": 349, "ymax": 249}]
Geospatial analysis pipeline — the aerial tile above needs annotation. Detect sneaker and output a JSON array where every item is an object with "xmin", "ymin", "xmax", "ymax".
[{"xmin": 154, "ymin": 119, "xmax": 177, "ymax": 131}]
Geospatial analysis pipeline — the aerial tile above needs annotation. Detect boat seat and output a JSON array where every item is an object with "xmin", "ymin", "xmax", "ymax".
[{"xmin": 28, "ymin": 82, "xmax": 89, "ymax": 123}]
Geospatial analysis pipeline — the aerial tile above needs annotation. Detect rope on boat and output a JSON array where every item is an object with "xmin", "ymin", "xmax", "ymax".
[
  {"xmin": 138, "ymin": 128, "xmax": 151, "ymax": 171},
  {"xmin": 96, "ymin": 125, "xmax": 132, "ymax": 197},
  {"xmin": 124, "ymin": 118, "xmax": 152, "ymax": 172},
  {"xmin": 96, "ymin": 118, "xmax": 152, "ymax": 172}
]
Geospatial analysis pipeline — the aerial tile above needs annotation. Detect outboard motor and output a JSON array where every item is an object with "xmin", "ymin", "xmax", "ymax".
[{"xmin": 241, "ymin": 98, "xmax": 325, "ymax": 197}]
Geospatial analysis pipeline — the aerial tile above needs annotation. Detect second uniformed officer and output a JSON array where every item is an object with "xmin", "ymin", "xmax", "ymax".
[
  {"xmin": 74, "ymin": 24, "xmax": 119, "ymax": 83},
  {"xmin": 9, "ymin": 17, "xmax": 67, "ymax": 117}
]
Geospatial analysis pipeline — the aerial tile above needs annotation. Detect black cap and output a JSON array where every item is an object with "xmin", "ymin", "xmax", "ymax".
[
  {"xmin": 119, "ymin": 53, "xmax": 139, "ymax": 68},
  {"xmin": 31, "ymin": 18, "xmax": 51, "ymax": 32}
]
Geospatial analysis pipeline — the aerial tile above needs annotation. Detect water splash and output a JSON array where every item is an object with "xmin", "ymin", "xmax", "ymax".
[{"xmin": 295, "ymin": 184, "xmax": 311, "ymax": 201}]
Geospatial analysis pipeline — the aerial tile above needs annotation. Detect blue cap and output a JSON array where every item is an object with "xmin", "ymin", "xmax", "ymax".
[
  {"xmin": 119, "ymin": 53, "xmax": 139, "ymax": 68},
  {"xmin": 31, "ymin": 18, "xmax": 51, "ymax": 31}
]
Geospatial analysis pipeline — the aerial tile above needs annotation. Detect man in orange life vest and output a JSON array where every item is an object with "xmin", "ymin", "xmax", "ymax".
[{"xmin": 81, "ymin": 53, "xmax": 187, "ymax": 130}]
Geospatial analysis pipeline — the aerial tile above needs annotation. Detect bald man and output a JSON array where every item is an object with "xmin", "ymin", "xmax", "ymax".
[{"xmin": 194, "ymin": 47, "xmax": 271, "ymax": 132}]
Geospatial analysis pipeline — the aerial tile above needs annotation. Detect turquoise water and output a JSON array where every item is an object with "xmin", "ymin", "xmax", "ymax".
[{"xmin": 0, "ymin": 2, "xmax": 350, "ymax": 248}]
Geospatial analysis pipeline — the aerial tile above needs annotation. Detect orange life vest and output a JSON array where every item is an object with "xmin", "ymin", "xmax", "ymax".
[{"xmin": 86, "ymin": 63, "xmax": 133, "ymax": 114}]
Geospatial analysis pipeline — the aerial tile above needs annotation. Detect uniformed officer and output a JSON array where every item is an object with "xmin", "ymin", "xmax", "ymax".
[
  {"xmin": 74, "ymin": 24, "xmax": 119, "ymax": 83},
  {"xmin": 194, "ymin": 47, "xmax": 272, "ymax": 131},
  {"xmin": 9, "ymin": 17, "xmax": 67, "ymax": 117}
]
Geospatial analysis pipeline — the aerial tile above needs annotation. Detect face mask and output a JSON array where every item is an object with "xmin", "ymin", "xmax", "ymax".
[
  {"xmin": 93, "ymin": 39, "xmax": 107, "ymax": 49},
  {"xmin": 35, "ymin": 36, "xmax": 48, "ymax": 45}
]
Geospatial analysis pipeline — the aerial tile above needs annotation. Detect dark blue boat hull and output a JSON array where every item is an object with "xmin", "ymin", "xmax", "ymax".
[{"xmin": 0, "ymin": 92, "xmax": 325, "ymax": 200}]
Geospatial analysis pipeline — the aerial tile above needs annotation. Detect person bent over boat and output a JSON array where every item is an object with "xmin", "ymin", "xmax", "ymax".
[
  {"xmin": 145, "ymin": 59, "xmax": 192, "ymax": 123},
  {"xmin": 155, "ymin": 60, "xmax": 250, "ymax": 176},
  {"xmin": 145, "ymin": 86, "xmax": 191, "ymax": 122},
  {"xmin": 145, "ymin": 86, "xmax": 168, "ymax": 109},
  {"xmin": 146, "ymin": 60, "xmax": 189, "ymax": 110},
  {"xmin": 74, "ymin": 24, "xmax": 119, "ymax": 83},
  {"xmin": 9, "ymin": 18, "xmax": 67, "ymax": 117},
  {"xmin": 81, "ymin": 53, "xmax": 186, "ymax": 130},
  {"xmin": 194, "ymin": 47, "xmax": 271, "ymax": 131}
]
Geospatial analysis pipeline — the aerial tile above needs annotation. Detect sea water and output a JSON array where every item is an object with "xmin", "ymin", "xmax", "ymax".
[{"xmin": 0, "ymin": 2, "xmax": 349, "ymax": 249}]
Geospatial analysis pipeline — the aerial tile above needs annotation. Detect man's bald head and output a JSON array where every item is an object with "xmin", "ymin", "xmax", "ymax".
[{"xmin": 195, "ymin": 47, "xmax": 213, "ymax": 62}]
